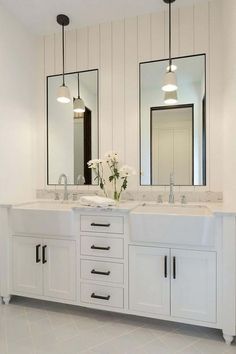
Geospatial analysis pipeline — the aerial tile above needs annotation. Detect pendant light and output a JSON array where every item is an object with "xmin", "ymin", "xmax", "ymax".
[
  {"xmin": 164, "ymin": 91, "xmax": 178, "ymax": 105},
  {"xmin": 73, "ymin": 73, "xmax": 85, "ymax": 113},
  {"xmin": 57, "ymin": 14, "xmax": 71, "ymax": 103},
  {"xmin": 162, "ymin": 0, "xmax": 178, "ymax": 92}
]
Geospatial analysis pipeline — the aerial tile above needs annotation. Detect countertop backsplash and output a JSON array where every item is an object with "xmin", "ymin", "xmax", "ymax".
[{"xmin": 36, "ymin": 189, "xmax": 223, "ymax": 204}]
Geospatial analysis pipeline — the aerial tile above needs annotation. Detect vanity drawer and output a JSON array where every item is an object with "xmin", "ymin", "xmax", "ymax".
[
  {"xmin": 81, "ymin": 236, "xmax": 124, "ymax": 259},
  {"xmin": 81, "ymin": 283, "xmax": 124, "ymax": 308},
  {"xmin": 80, "ymin": 215, "xmax": 124, "ymax": 234},
  {"xmin": 81, "ymin": 260, "xmax": 124, "ymax": 284}
]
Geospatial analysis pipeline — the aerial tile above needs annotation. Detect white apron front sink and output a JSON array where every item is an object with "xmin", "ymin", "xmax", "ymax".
[
  {"xmin": 11, "ymin": 201, "xmax": 75, "ymax": 237},
  {"xmin": 130, "ymin": 204, "xmax": 214, "ymax": 247}
]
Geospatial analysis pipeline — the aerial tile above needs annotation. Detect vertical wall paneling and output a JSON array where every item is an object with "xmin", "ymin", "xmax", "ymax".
[
  {"xmin": 54, "ymin": 32, "xmax": 62, "ymax": 75},
  {"xmin": 65, "ymin": 30, "xmax": 77, "ymax": 73},
  {"xmin": 112, "ymin": 20, "xmax": 125, "ymax": 162},
  {"xmin": 100, "ymin": 23, "xmax": 113, "ymax": 156},
  {"xmin": 44, "ymin": 34, "xmax": 55, "ymax": 76},
  {"xmin": 179, "ymin": 6, "xmax": 194, "ymax": 56},
  {"xmin": 76, "ymin": 27, "xmax": 89, "ymax": 71},
  {"xmin": 208, "ymin": 0, "xmax": 222, "ymax": 192},
  {"xmin": 42, "ymin": 2, "xmax": 222, "ymax": 192},
  {"xmin": 124, "ymin": 17, "xmax": 138, "ymax": 189},
  {"xmin": 194, "ymin": 2, "xmax": 209, "ymax": 54},
  {"xmin": 138, "ymin": 14, "xmax": 151, "ymax": 62},
  {"xmin": 88, "ymin": 25, "xmax": 100, "ymax": 69},
  {"xmin": 151, "ymin": 12, "xmax": 165, "ymax": 60}
]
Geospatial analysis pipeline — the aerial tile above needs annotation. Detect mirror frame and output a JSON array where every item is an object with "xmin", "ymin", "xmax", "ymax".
[
  {"xmin": 139, "ymin": 53, "xmax": 206, "ymax": 186},
  {"xmin": 46, "ymin": 68, "xmax": 99, "ymax": 186}
]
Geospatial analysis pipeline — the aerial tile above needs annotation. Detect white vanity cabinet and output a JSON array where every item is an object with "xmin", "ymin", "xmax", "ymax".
[
  {"xmin": 129, "ymin": 245, "xmax": 217, "ymax": 323},
  {"xmin": 12, "ymin": 236, "xmax": 76, "ymax": 301}
]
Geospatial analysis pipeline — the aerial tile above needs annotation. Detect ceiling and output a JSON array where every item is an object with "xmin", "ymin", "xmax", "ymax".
[{"xmin": 0, "ymin": 0, "xmax": 206, "ymax": 35}]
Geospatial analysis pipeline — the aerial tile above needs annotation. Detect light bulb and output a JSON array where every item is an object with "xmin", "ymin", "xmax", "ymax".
[{"xmin": 166, "ymin": 64, "xmax": 177, "ymax": 72}]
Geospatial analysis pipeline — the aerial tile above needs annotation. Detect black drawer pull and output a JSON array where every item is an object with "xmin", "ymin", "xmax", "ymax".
[
  {"xmin": 91, "ymin": 245, "xmax": 111, "ymax": 251},
  {"xmin": 173, "ymin": 256, "xmax": 176, "ymax": 279},
  {"xmin": 91, "ymin": 222, "xmax": 111, "ymax": 228},
  {"xmin": 91, "ymin": 269, "xmax": 111, "ymax": 276},
  {"xmin": 42, "ymin": 245, "xmax": 47, "ymax": 264},
  {"xmin": 164, "ymin": 255, "xmax": 168, "ymax": 278},
  {"xmin": 36, "ymin": 244, "xmax": 41, "ymax": 263},
  {"xmin": 91, "ymin": 293, "xmax": 110, "ymax": 301}
]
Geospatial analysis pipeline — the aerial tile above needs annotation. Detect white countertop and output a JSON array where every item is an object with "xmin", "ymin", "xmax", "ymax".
[{"xmin": 2, "ymin": 199, "xmax": 236, "ymax": 216}]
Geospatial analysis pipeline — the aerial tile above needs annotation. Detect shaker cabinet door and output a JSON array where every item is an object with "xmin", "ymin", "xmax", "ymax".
[
  {"xmin": 171, "ymin": 249, "xmax": 217, "ymax": 323},
  {"xmin": 129, "ymin": 246, "xmax": 170, "ymax": 316},
  {"xmin": 12, "ymin": 236, "xmax": 43, "ymax": 295},
  {"xmin": 43, "ymin": 239, "xmax": 76, "ymax": 301}
]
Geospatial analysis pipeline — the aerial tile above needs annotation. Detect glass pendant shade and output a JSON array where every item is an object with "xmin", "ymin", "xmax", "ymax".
[
  {"xmin": 164, "ymin": 90, "xmax": 178, "ymax": 105},
  {"xmin": 57, "ymin": 85, "xmax": 71, "ymax": 103},
  {"xmin": 73, "ymin": 97, "xmax": 85, "ymax": 113},
  {"xmin": 162, "ymin": 71, "xmax": 178, "ymax": 92}
]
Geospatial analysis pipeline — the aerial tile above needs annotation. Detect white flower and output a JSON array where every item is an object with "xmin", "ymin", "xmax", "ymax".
[
  {"xmin": 119, "ymin": 165, "xmax": 136, "ymax": 178},
  {"xmin": 87, "ymin": 159, "xmax": 104, "ymax": 169},
  {"xmin": 105, "ymin": 151, "xmax": 119, "ymax": 162}
]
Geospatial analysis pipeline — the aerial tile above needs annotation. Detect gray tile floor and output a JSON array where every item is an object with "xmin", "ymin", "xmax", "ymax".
[{"xmin": 0, "ymin": 296, "xmax": 235, "ymax": 354}]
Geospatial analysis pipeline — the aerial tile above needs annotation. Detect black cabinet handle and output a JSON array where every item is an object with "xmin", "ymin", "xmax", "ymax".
[
  {"xmin": 91, "ymin": 269, "xmax": 111, "ymax": 276},
  {"xmin": 91, "ymin": 222, "xmax": 111, "ymax": 228},
  {"xmin": 36, "ymin": 244, "xmax": 41, "ymax": 263},
  {"xmin": 173, "ymin": 256, "xmax": 176, "ymax": 279},
  {"xmin": 42, "ymin": 245, "xmax": 47, "ymax": 264},
  {"xmin": 91, "ymin": 293, "xmax": 110, "ymax": 301},
  {"xmin": 164, "ymin": 255, "xmax": 168, "ymax": 278},
  {"xmin": 91, "ymin": 245, "xmax": 111, "ymax": 251}
]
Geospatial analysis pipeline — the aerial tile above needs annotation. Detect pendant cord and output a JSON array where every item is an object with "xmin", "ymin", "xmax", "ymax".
[
  {"xmin": 78, "ymin": 73, "xmax": 80, "ymax": 98},
  {"xmin": 169, "ymin": 1, "xmax": 172, "ymax": 71},
  {"xmin": 62, "ymin": 24, "xmax": 65, "ymax": 86}
]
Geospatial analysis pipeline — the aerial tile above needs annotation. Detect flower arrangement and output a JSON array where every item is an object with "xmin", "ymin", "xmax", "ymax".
[{"xmin": 87, "ymin": 152, "xmax": 136, "ymax": 203}]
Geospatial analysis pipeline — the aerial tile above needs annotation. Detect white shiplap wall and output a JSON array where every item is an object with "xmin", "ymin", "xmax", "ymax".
[{"xmin": 39, "ymin": 0, "xmax": 222, "ymax": 192}]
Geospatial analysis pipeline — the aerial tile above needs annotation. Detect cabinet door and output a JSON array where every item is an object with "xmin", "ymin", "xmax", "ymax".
[
  {"xmin": 12, "ymin": 236, "xmax": 43, "ymax": 295},
  {"xmin": 129, "ymin": 246, "xmax": 170, "ymax": 316},
  {"xmin": 171, "ymin": 249, "xmax": 216, "ymax": 323},
  {"xmin": 43, "ymin": 239, "xmax": 76, "ymax": 301}
]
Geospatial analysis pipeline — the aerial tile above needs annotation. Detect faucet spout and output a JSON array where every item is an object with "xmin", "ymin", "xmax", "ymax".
[
  {"xmin": 58, "ymin": 174, "xmax": 69, "ymax": 201},
  {"xmin": 169, "ymin": 172, "xmax": 174, "ymax": 204}
]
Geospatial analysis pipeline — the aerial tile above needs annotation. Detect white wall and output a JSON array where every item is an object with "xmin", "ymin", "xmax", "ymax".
[
  {"xmin": 222, "ymin": 0, "xmax": 236, "ymax": 206},
  {"xmin": 39, "ymin": 0, "xmax": 223, "ymax": 193},
  {"xmin": 0, "ymin": 4, "xmax": 39, "ymax": 202}
]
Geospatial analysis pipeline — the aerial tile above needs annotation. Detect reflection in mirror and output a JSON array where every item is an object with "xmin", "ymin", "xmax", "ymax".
[
  {"xmin": 140, "ymin": 54, "xmax": 206, "ymax": 186},
  {"xmin": 47, "ymin": 69, "xmax": 98, "ymax": 185}
]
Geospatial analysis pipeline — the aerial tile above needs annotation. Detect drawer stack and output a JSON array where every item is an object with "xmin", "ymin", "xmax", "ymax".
[{"xmin": 80, "ymin": 214, "xmax": 125, "ymax": 309}]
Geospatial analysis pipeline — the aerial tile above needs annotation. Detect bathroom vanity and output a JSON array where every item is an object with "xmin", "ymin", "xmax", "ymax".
[{"xmin": 0, "ymin": 200, "xmax": 235, "ymax": 345}]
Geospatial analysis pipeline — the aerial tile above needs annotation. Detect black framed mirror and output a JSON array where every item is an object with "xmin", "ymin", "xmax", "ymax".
[
  {"xmin": 47, "ymin": 69, "xmax": 99, "ymax": 185},
  {"xmin": 140, "ymin": 54, "xmax": 206, "ymax": 186}
]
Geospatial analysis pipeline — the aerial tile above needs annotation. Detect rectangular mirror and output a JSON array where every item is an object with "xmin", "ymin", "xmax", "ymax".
[
  {"xmin": 140, "ymin": 54, "xmax": 206, "ymax": 186},
  {"xmin": 47, "ymin": 69, "xmax": 98, "ymax": 185}
]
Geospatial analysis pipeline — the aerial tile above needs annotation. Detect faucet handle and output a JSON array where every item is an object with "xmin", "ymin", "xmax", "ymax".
[
  {"xmin": 181, "ymin": 195, "xmax": 187, "ymax": 204},
  {"xmin": 72, "ymin": 193, "xmax": 78, "ymax": 201},
  {"xmin": 54, "ymin": 192, "xmax": 60, "ymax": 201},
  {"xmin": 157, "ymin": 195, "xmax": 163, "ymax": 204}
]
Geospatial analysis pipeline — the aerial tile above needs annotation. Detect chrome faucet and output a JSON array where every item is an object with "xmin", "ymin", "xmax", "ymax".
[
  {"xmin": 58, "ymin": 174, "xmax": 69, "ymax": 201},
  {"xmin": 169, "ymin": 173, "xmax": 175, "ymax": 204}
]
